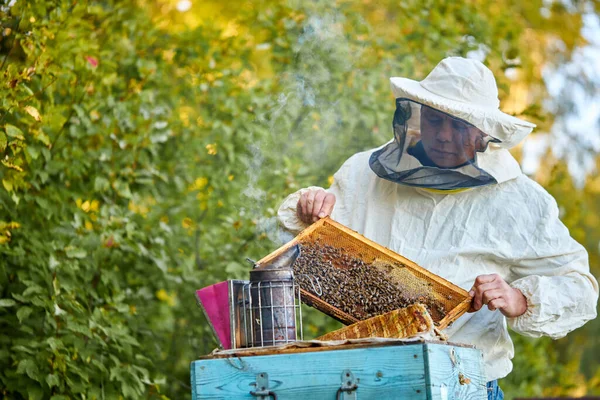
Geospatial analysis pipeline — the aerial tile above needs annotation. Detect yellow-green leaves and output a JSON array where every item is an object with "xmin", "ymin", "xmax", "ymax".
[
  {"xmin": 0, "ymin": 131, "xmax": 6, "ymax": 153},
  {"xmin": 0, "ymin": 220, "xmax": 20, "ymax": 244},
  {"xmin": 1, "ymin": 179, "xmax": 12, "ymax": 192},
  {"xmin": 64, "ymin": 246, "xmax": 87, "ymax": 259},
  {"xmin": 5, "ymin": 124, "xmax": 25, "ymax": 141},
  {"xmin": 24, "ymin": 106, "xmax": 42, "ymax": 122}
]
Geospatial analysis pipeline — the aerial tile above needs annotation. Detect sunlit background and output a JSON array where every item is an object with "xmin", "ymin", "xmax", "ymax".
[{"xmin": 1, "ymin": 0, "xmax": 599, "ymax": 398}]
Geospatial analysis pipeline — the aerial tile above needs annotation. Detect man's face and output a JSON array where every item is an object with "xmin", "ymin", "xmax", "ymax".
[{"xmin": 420, "ymin": 106, "xmax": 487, "ymax": 168}]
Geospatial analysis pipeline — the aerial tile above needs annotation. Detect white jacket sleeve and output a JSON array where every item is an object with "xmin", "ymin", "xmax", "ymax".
[{"xmin": 506, "ymin": 193, "xmax": 599, "ymax": 339}]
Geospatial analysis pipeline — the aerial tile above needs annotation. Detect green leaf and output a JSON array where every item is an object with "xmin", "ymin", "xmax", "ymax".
[
  {"xmin": 46, "ymin": 337, "xmax": 64, "ymax": 351},
  {"xmin": 67, "ymin": 322, "xmax": 92, "ymax": 338},
  {"xmin": 5, "ymin": 124, "xmax": 25, "ymax": 140},
  {"xmin": 27, "ymin": 385, "xmax": 44, "ymax": 400},
  {"xmin": 35, "ymin": 197, "xmax": 50, "ymax": 210},
  {"xmin": 17, "ymin": 358, "xmax": 40, "ymax": 380},
  {"xmin": 16, "ymin": 306, "xmax": 33, "ymax": 322},
  {"xmin": 23, "ymin": 285, "xmax": 44, "ymax": 297},
  {"xmin": 2, "ymin": 179, "xmax": 13, "ymax": 192},
  {"xmin": 0, "ymin": 299, "xmax": 17, "ymax": 307},
  {"xmin": 46, "ymin": 373, "xmax": 60, "ymax": 388},
  {"xmin": 37, "ymin": 131, "xmax": 51, "ymax": 146},
  {"xmin": 21, "ymin": 84, "xmax": 34, "ymax": 96},
  {"xmin": 65, "ymin": 246, "xmax": 87, "ymax": 259},
  {"xmin": 0, "ymin": 131, "xmax": 6, "ymax": 152},
  {"xmin": 113, "ymin": 180, "xmax": 133, "ymax": 198},
  {"xmin": 94, "ymin": 176, "xmax": 110, "ymax": 191},
  {"xmin": 11, "ymin": 345, "xmax": 36, "ymax": 354},
  {"xmin": 26, "ymin": 145, "xmax": 40, "ymax": 160}
]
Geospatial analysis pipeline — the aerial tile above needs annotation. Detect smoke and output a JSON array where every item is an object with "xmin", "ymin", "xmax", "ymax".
[{"xmin": 241, "ymin": 3, "xmax": 366, "ymax": 246}]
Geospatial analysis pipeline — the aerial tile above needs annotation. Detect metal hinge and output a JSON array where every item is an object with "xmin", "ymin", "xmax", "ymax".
[
  {"xmin": 337, "ymin": 369, "xmax": 358, "ymax": 400},
  {"xmin": 250, "ymin": 372, "xmax": 277, "ymax": 400}
]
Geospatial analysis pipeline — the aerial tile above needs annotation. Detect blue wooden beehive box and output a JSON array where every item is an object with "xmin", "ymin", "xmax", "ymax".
[{"xmin": 190, "ymin": 340, "xmax": 487, "ymax": 399}]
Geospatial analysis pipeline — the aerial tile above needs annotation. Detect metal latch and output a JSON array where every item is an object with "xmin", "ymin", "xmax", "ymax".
[
  {"xmin": 337, "ymin": 370, "xmax": 358, "ymax": 400},
  {"xmin": 250, "ymin": 372, "xmax": 277, "ymax": 399}
]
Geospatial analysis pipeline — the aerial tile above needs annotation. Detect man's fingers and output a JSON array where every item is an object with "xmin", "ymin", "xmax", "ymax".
[
  {"xmin": 470, "ymin": 299, "xmax": 482, "ymax": 312},
  {"xmin": 469, "ymin": 274, "xmax": 514, "ymax": 313},
  {"xmin": 472, "ymin": 282, "xmax": 498, "ymax": 311},
  {"xmin": 467, "ymin": 288, "xmax": 476, "ymax": 313},
  {"xmin": 474, "ymin": 274, "xmax": 500, "ymax": 286},
  {"xmin": 296, "ymin": 197, "xmax": 303, "ymax": 219},
  {"xmin": 482, "ymin": 289, "xmax": 503, "ymax": 305},
  {"xmin": 471, "ymin": 287, "xmax": 484, "ymax": 312},
  {"xmin": 475, "ymin": 282, "xmax": 499, "ymax": 296},
  {"xmin": 297, "ymin": 193, "xmax": 307, "ymax": 222},
  {"xmin": 305, "ymin": 190, "xmax": 317, "ymax": 218},
  {"xmin": 488, "ymin": 298, "xmax": 506, "ymax": 311},
  {"xmin": 468, "ymin": 301, "xmax": 478, "ymax": 313},
  {"xmin": 297, "ymin": 190, "xmax": 331, "ymax": 224},
  {"xmin": 298, "ymin": 193, "xmax": 312, "ymax": 224},
  {"xmin": 312, "ymin": 191, "xmax": 327, "ymax": 222},
  {"xmin": 318, "ymin": 193, "xmax": 336, "ymax": 218},
  {"xmin": 472, "ymin": 290, "xmax": 503, "ymax": 312},
  {"xmin": 471, "ymin": 274, "xmax": 502, "ymax": 310}
]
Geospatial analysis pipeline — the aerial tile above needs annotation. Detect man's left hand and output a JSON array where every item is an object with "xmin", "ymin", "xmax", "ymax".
[{"xmin": 468, "ymin": 274, "xmax": 528, "ymax": 318}]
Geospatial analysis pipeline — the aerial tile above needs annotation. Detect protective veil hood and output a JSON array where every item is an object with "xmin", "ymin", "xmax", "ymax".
[{"xmin": 370, "ymin": 58, "xmax": 536, "ymax": 191}]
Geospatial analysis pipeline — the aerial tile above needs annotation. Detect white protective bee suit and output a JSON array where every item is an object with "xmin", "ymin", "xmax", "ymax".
[{"xmin": 277, "ymin": 57, "xmax": 599, "ymax": 381}]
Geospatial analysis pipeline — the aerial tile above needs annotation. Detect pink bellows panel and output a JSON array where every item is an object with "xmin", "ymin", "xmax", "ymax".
[{"xmin": 196, "ymin": 281, "xmax": 231, "ymax": 349}]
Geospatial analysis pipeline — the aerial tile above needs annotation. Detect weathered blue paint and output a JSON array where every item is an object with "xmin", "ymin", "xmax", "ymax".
[
  {"xmin": 424, "ymin": 344, "xmax": 487, "ymax": 400},
  {"xmin": 191, "ymin": 342, "xmax": 486, "ymax": 399}
]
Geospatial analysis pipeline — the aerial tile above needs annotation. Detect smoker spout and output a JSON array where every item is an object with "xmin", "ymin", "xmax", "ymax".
[{"xmin": 255, "ymin": 244, "xmax": 301, "ymax": 271}]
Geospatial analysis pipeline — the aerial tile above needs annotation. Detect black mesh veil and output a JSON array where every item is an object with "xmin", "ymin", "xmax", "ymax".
[{"xmin": 369, "ymin": 98, "xmax": 500, "ymax": 190}]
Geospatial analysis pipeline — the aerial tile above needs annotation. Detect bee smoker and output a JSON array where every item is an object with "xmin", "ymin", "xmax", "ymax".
[{"xmin": 240, "ymin": 245, "xmax": 303, "ymax": 348}]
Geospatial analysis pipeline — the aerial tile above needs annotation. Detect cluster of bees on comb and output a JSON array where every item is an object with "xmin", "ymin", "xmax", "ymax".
[{"xmin": 292, "ymin": 242, "xmax": 447, "ymax": 322}]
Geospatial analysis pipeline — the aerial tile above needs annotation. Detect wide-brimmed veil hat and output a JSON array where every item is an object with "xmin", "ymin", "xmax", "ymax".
[
  {"xmin": 389, "ymin": 57, "xmax": 535, "ymax": 148},
  {"xmin": 369, "ymin": 56, "xmax": 537, "ymax": 191}
]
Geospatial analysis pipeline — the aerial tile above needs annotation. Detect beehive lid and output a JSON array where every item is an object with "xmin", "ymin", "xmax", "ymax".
[{"xmin": 256, "ymin": 217, "xmax": 471, "ymax": 330}]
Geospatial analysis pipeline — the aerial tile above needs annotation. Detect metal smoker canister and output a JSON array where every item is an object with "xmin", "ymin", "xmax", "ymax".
[{"xmin": 248, "ymin": 251, "xmax": 299, "ymax": 347}]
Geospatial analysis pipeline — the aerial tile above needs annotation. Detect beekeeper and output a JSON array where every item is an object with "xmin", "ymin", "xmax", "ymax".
[{"xmin": 277, "ymin": 57, "xmax": 599, "ymax": 398}]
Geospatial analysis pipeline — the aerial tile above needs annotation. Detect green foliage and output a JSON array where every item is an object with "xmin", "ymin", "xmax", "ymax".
[
  {"xmin": 0, "ymin": 0, "xmax": 242, "ymax": 397},
  {"xmin": 0, "ymin": 0, "xmax": 598, "ymax": 398}
]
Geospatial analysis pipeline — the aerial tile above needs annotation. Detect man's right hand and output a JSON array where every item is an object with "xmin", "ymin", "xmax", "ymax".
[{"xmin": 297, "ymin": 189, "xmax": 336, "ymax": 224}]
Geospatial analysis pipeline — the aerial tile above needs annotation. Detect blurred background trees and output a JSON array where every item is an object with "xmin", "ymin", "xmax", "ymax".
[{"xmin": 0, "ymin": 0, "xmax": 598, "ymax": 398}]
